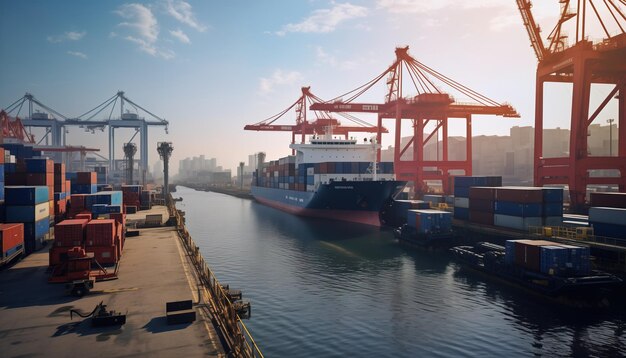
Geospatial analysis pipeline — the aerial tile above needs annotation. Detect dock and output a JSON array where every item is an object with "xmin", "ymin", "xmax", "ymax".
[{"xmin": 0, "ymin": 206, "xmax": 225, "ymax": 357}]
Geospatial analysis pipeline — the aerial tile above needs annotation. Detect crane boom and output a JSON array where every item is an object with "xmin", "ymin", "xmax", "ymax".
[{"xmin": 516, "ymin": 0, "xmax": 548, "ymax": 61}]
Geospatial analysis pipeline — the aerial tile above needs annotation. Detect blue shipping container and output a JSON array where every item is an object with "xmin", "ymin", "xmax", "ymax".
[
  {"xmin": 72, "ymin": 184, "xmax": 98, "ymax": 195},
  {"xmin": 0, "ymin": 164, "xmax": 4, "ymax": 182},
  {"xmin": 542, "ymin": 187, "xmax": 564, "ymax": 203},
  {"xmin": 543, "ymin": 203, "xmax": 563, "ymax": 217},
  {"xmin": 591, "ymin": 222, "xmax": 626, "ymax": 239},
  {"xmin": 454, "ymin": 207, "xmax": 470, "ymax": 220},
  {"xmin": 5, "ymin": 186, "xmax": 49, "ymax": 205},
  {"xmin": 54, "ymin": 192, "xmax": 68, "ymax": 201},
  {"xmin": 86, "ymin": 191, "xmax": 123, "ymax": 207},
  {"xmin": 494, "ymin": 201, "xmax": 543, "ymax": 217},
  {"xmin": 24, "ymin": 236, "xmax": 44, "ymax": 254},
  {"xmin": 505, "ymin": 240, "xmax": 517, "ymax": 265},
  {"xmin": 540, "ymin": 246, "xmax": 569, "ymax": 274},
  {"xmin": 4, "ymin": 163, "xmax": 17, "ymax": 173},
  {"xmin": 454, "ymin": 187, "xmax": 470, "ymax": 198},
  {"xmin": 24, "ymin": 158, "xmax": 50, "ymax": 173},
  {"xmin": 406, "ymin": 209, "xmax": 452, "ymax": 234},
  {"xmin": 24, "ymin": 217, "xmax": 50, "ymax": 240},
  {"xmin": 0, "ymin": 181, "xmax": 4, "ymax": 202},
  {"xmin": 66, "ymin": 172, "xmax": 78, "ymax": 181},
  {"xmin": 454, "ymin": 176, "xmax": 502, "ymax": 188}
]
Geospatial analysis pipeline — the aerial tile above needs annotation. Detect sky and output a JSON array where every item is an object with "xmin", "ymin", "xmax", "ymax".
[{"xmin": 0, "ymin": 0, "xmax": 622, "ymax": 173}]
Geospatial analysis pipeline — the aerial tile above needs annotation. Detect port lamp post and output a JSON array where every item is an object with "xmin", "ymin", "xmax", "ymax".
[
  {"xmin": 607, "ymin": 119, "xmax": 614, "ymax": 156},
  {"xmin": 157, "ymin": 142, "xmax": 174, "ymax": 203}
]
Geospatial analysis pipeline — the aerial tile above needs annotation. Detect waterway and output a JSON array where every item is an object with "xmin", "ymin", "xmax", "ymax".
[{"xmin": 175, "ymin": 186, "xmax": 626, "ymax": 357}]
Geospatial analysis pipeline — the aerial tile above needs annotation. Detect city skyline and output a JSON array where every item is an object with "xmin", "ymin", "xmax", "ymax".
[{"xmin": 1, "ymin": 1, "xmax": 621, "ymax": 173}]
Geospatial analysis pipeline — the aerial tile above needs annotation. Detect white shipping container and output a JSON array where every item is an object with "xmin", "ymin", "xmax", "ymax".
[
  {"xmin": 494, "ymin": 214, "xmax": 542, "ymax": 231},
  {"xmin": 454, "ymin": 197, "xmax": 469, "ymax": 208},
  {"xmin": 307, "ymin": 167, "xmax": 314, "ymax": 175}
]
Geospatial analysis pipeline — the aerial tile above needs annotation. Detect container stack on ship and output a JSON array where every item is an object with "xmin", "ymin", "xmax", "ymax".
[{"xmin": 251, "ymin": 133, "xmax": 406, "ymax": 227}]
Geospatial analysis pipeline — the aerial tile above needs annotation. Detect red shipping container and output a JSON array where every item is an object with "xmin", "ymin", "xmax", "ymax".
[
  {"xmin": 76, "ymin": 172, "xmax": 97, "ymax": 185},
  {"xmin": 86, "ymin": 245, "xmax": 118, "ymax": 265},
  {"xmin": 54, "ymin": 163, "xmax": 66, "ymax": 174},
  {"xmin": 85, "ymin": 219, "xmax": 116, "ymax": 247},
  {"xmin": 5, "ymin": 172, "xmax": 27, "ymax": 185},
  {"xmin": 469, "ymin": 187, "xmax": 497, "ymax": 201},
  {"xmin": 54, "ymin": 219, "xmax": 89, "ymax": 247},
  {"xmin": 495, "ymin": 187, "xmax": 544, "ymax": 203},
  {"xmin": 590, "ymin": 192, "xmax": 626, "ymax": 209},
  {"xmin": 1, "ymin": 223, "xmax": 25, "ymax": 253},
  {"xmin": 70, "ymin": 194, "xmax": 88, "ymax": 210},
  {"xmin": 26, "ymin": 173, "xmax": 54, "ymax": 186},
  {"xmin": 75, "ymin": 213, "xmax": 92, "ymax": 221},
  {"xmin": 469, "ymin": 199, "xmax": 495, "ymax": 213},
  {"xmin": 469, "ymin": 210, "xmax": 494, "ymax": 225},
  {"xmin": 0, "ymin": 147, "xmax": 3, "ymax": 164},
  {"xmin": 513, "ymin": 240, "xmax": 556, "ymax": 272},
  {"xmin": 66, "ymin": 180, "xmax": 71, "ymax": 194}
]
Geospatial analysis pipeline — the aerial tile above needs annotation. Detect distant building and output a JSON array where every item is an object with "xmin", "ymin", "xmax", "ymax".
[{"xmin": 177, "ymin": 155, "xmax": 230, "ymax": 185}]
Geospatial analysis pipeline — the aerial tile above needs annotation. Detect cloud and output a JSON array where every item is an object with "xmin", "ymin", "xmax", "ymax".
[
  {"xmin": 259, "ymin": 70, "xmax": 303, "ymax": 94},
  {"xmin": 277, "ymin": 3, "xmax": 368, "ymax": 35},
  {"xmin": 377, "ymin": 0, "xmax": 503, "ymax": 14},
  {"xmin": 315, "ymin": 47, "xmax": 357, "ymax": 70},
  {"xmin": 166, "ymin": 0, "xmax": 207, "ymax": 32},
  {"xmin": 47, "ymin": 31, "xmax": 86, "ymax": 43},
  {"xmin": 170, "ymin": 28, "xmax": 190, "ymax": 43},
  {"xmin": 67, "ymin": 51, "xmax": 87, "ymax": 59},
  {"xmin": 490, "ymin": 13, "xmax": 521, "ymax": 31},
  {"xmin": 116, "ymin": 4, "xmax": 159, "ymax": 42},
  {"xmin": 115, "ymin": 3, "xmax": 174, "ymax": 59}
]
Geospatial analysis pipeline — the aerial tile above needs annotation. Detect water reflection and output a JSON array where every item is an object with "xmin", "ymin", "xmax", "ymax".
[{"xmin": 176, "ymin": 187, "xmax": 626, "ymax": 358}]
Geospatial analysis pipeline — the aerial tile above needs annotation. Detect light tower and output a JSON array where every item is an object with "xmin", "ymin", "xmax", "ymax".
[
  {"xmin": 123, "ymin": 143, "xmax": 137, "ymax": 184},
  {"xmin": 157, "ymin": 142, "xmax": 173, "ymax": 202}
]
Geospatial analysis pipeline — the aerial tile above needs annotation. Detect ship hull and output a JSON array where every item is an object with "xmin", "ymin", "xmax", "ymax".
[{"xmin": 251, "ymin": 181, "xmax": 406, "ymax": 227}]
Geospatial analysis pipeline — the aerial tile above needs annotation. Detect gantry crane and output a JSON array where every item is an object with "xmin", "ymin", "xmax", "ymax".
[
  {"xmin": 0, "ymin": 110, "xmax": 35, "ymax": 143},
  {"xmin": 516, "ymin": 0, "xmax": 626, "ymax": 212},
  {"xmin": 244, "ymin": 87, "xmax": 387, "ymax": 154},
  {"xmin": 311, "ymin": 46, "xmax": 519, "ymax": 195}
]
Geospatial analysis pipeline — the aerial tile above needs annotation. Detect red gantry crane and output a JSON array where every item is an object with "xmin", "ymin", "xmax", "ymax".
[
  {"xmin": 0, "ymin": 110, "xmax": 35, "ymax": 143},
  {"xmin": 311, "ymin": 46, "xmax": 519, "ymax": 195},
  {"xmin": 244, "ymin": 86, "xmax": 387, "ymax": 154},
  {"xmin": 517, "ymin": 0, "xmax": 626, "ymax": 212}
]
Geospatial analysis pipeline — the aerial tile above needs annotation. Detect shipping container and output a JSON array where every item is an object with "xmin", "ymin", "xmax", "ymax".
[
  {"xmin": 54, "ymin": 219, "xmax": 88, "ymax": 247},
  {"xmin": 85, "ymin": 219, "xmax": 116, "ymax": 247},
  {"xmin": 454, "ymin": 176, "xmax": 502, "ymax": 188},
  {"xmin": 453, "ymin": 187, "xmax": 470, "ymax": 198},
  {"xmin": 454, "ymin": 207, "xmax": 469, "ymax": 220},
  {"xmin": 494, "ymin": 214, "xmax": 542, "ymax": 231},
  {"xmin": 454, "ymin": 197, "xmax": 469, "ymax": 208},
  {"xmin": 469, "ymin": 198, "xmax": 494, "ymax": 212},
  {"xmin": 543, "ymin": 202, "xmax": 563, "ymax": 217},
  {"xmin": 469, "ymin": 186, "xmax": 497, "ymax": 201},
  {"xmin": 494, "ymin": 201, "xmax": 543, "ymax": 217},
  {"xmin": 6, "ymin": 202, "xmax": 50, "ymax": 222},
  {"xmin": 24, "ymin": 158, "xmax": 54, "ymax": 173},
  {"xmin": 24, "ymin": 217, "xmax": 50, "ymax": 240},
  {"xmin": 588, "ymin": 207, "xmax": 626, "ymax": 225},
  {"xmin": 1, "ymin": 223, "xmax": 24, "ymax": 258},
  {"xmin": 542, "ymin": 187, "xmax": 564, "ymax": 203},
  {"xmin": 590, "ymin": 192, "xmax": 626, "ymax": 209},
  {"xmin": 406, "ymin": 209, "xmax": 452, "ymax": 234},
  {"xmin": 76, "ymin": 172, "xmax": 97, "ymax": 184},
  {"xmin": 469, "ymin": 210, "xmax": 494, "ymax": 225},
  {"xmin": 5, "ymin": 186, "xmax": 49, "ymax": 205},
  {"xmin": 543, "ymin": 216, "xmax": 563, "ymax": 226},
  {"xmin": 540, "ymin": 246, "xmax": 569, "ymax": 274},
  {"xmin": 495, "ymin": 187, "xmax": 544, "ymax": 203},
  {"xmin": 591, "ymin": 222, "xmax": 626, "ymax": 239}
]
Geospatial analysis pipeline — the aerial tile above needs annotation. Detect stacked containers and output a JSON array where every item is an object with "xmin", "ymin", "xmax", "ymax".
[
  {"xmin": 24, "ymin": 158, "xmax": 55, "ymax": 222},
  {"xmin": 588, "ymin": 207, "xmax": 626, "ymax": 239},
  {"xmin": 406, "ymin": 209, "xmax": 453, "ymax": 235},
  {"xmin": 4, "ymin": 186, "xmax": 50, "ymax": 253},
  {"xmin": 505, "ymin": 239, "xmax": 590, "ymax": 276},
  {"xmin": 590, "ymin": 192, "xmax": 626, "ymax": 209},
  {"xmin": 94, "ymin": 166, "xmax": 108, "ymax": 184},
  {"xmin": 85, "ymin": 191, "xmax": 123, "ymax": 217},
  {"xmin": 85, "ymin": 219, "xmax": 118, "ymax": 265},
  {"xmin": 453, "ymin": 176, "xmax": 502, "ymax": 220},
  {"xmin": 468, "ymin": 187, "xmax": 496, "ymax": 225},
  {"xmin": 493, "ymin": 187, "xmax": 563, "ymax": 231},
  {"xmin": 122, "ymin": 185, "xmax": 141, "ymax": 210},
  {"xmin": 1, "ymin": 223, "xmax": 24, "ymax": 263},
  {"xmin": 0, "ymin": 148, "xmax": 4, "ymax": 204},
  {"xmin": 49, "ymin": 219, "xmax": 88, "ymax": 266},
  {"xmin": 68, "ymin": 194, "xmax": 88, "ymax": 218},
  {"xmin": 70, "ymin": 172, "xmax": 97, "ymax": 194},
  {"xmin": 54, "ymin": 163, "xmax": 67, "ymax": 222},
  {"xmin": 140, "ymin": 190, "xmax": 152, "ymax": 210}
]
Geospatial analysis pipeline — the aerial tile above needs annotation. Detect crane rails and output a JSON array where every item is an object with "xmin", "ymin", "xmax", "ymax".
[{"xmin": 516, "ymin": 0, "xmax": 626, "ymax": 212}]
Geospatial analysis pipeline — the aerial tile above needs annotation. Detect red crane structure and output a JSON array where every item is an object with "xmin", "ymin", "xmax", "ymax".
[
  {"xmin": 310, "ymin": 46, "xmax": 519, "ymax": 195},
  {"xmin": 517, "ymin": 0, "xmax": 626, "ymax": 212},
  {"xmin": 244, "ymin": 86, "xmax": 387, "ymax": 154},
  {"xmin": 0, "ymin": 110, "xmax": 35, "ymax": 143}
]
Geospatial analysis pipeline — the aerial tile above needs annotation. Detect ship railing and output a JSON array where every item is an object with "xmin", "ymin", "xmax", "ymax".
[
  {"xmin": 528, "ymin": 226, "xmax": 626, "ymax": 248},
  {"xmin": 167, "ymin": 195, "xmax": 264, "ymax": 358}
]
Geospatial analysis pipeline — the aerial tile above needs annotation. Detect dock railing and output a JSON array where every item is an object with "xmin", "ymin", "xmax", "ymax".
[
  {"xmin": 167, "ymin": 195, "xmax": 263, "ymax": 358},
  {"xmin": 528, "ymin": 226, "xmax": 626, "ymax": 248}
]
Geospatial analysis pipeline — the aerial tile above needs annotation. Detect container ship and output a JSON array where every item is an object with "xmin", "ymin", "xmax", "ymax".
[{"xmin": 251, "ymin": 134, "xmax": 406, "ymax": 226}]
